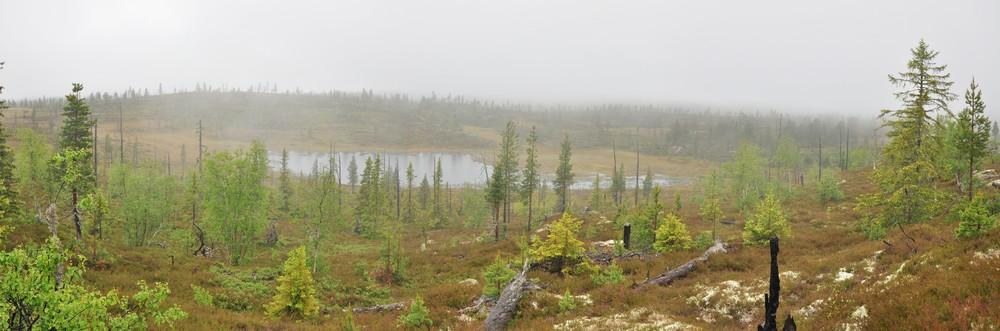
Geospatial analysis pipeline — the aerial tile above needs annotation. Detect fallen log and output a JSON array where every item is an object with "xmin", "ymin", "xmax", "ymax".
[
  {"xmin": 633, "ymin": 240, "xmax": 727, "ymax": 289},
  {"xmin": 352, "ymin": 302, "xmax": 405, "ymax": 313},
  {"xmin": 484, "ymin": 259, "xmax": 532, "ymax": 331}
]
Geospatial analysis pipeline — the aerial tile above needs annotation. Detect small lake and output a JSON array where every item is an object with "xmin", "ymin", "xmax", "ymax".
[{"xmin": 268, "ymin": 151, "xmax": 688, "ymax": 189}]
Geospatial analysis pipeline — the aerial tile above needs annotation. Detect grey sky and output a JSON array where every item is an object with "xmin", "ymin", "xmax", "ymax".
[{"xmin": 1, "ymin": 0, "xmax": 998, "ymax": 115}]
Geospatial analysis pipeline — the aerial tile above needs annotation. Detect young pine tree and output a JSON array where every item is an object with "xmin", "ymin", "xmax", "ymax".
[{"xmin": 266, "ymin": 246, "xmax": 319, "ymax": 319}]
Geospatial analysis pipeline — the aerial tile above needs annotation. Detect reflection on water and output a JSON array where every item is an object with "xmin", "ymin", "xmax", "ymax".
[{"xmin": 268, "ymin": 151, "xmax": 688, "ymax": 188}]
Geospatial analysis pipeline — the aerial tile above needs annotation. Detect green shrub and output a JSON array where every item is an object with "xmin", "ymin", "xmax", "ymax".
[
  {"xmin": 590, "ymin": 262, "xmax": 625, "ymax": 285},
  {"xmin": 191, "ymin": 285, "xmax": 214, "ymax": 307},
  {"xmin": 693, "ymin": 231, "xmax": 715, "ymax": 250},
  {"xmin": 817, "ymin": 173, "xmax": 845, "ymax": 204}
]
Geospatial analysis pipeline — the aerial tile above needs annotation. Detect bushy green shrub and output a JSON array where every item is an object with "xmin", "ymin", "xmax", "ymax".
[
  {"xmin": 693, "ymin": 231, "xmax": 715, "ymax": 250},
  {"xmin": 590, "ymin": 262, "xmax": 625, "ymax": 285}
]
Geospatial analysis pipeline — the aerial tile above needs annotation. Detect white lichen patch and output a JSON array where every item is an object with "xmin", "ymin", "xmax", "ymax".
[
  {"xmin": 796, "ymin": 298, "xmax": 826, "ymax": 320},
  {"xmin": 973, "ymin": 248, "xmax": 1000, "ymax": 261},
  {"xmin": 554, "ymin": 307, "xmax": 699, "ymax": 331},
  {"xmin": 549, "ymin": 292, "xmax": 594, "ymax": 306},
  {"xmin": 834, "ymin": 268, "xmax": 855, "ymax": 282},
  {"xmin": 862, "ymin": 250, "xmax": 884, "ymax": 273},
  {"xmin": 686, "ymin": 280, "xmax": 765, "ymax": 325},
  {"xmin": 878, "ymin": 261, "xmax": 907, "ymax": 286},
  {"xmin": 780, "ymin": 270, "xmax": 801, "ymax": 281},
  {"xmin": 840, "ymin": 305, "xmax": 868, "ymax": 331},
  {"xmin": 850, "ymin": 305, "xmax": 868, "ymax": 320}
]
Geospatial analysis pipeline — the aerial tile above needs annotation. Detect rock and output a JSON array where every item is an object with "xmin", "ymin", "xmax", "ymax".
[
  {"xmin": 974, "ymin": 169, "xmax": 999, "ymax": 181},
  {"xmin": 991, "ymin": 179, "xmax": 1000, "ymax": 189},
  {"xmin": 591, "ymin": 239, "xmax": 618, "ymax": 249},
  {"xmin": 459, "ymin": 278, "xmax": 479, "ymax": 286}
]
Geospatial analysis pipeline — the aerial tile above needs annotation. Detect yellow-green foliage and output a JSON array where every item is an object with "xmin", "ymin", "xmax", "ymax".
[
  {"xmin": 530, "ymin": 213, "xmax": 589, "ymax": 274},
  {"xmin": 742, "ymin": 191, "xmax": 791, "ymax": 245},
  {"xmin": 266, "ymin": 246, "xmax": 319, "ymax": 319},
  {"xmin": 654, "ymin": 213, "xmax": 693, "ymax": 252},
  {"xmin": 398, "ymin": 296, "xmax": 433, "ymax": 329}
]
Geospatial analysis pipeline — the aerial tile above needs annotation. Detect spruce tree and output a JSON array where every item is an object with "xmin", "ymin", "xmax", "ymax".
[
  {"xmin": 642, "ymin": 167, "xmax": 653, "ymax": 199},
  {"xmin": 278, "ymin": 148, "xmax": 292, "ymax": 212},
  {"xmin": 266, "ymin": 246, "xmax": 319, "ymax": 319},
  {"xmin": 497, "ymin": 121, "xmax": 519, "ymax": 237},
  {"xmin": 405, "ymin": 162, "xmax": 415, "ymax": 222},
  {"xmin": 521, "ymin": 126, "xmax": 540, "ymax": 233},
  {"xmin": 588, "ymin": 174, "xmax": 602, "ymax": 211},
  {"xmin": 348, "ymin": 156, "xmax": 358, "ymax": 193},
  {"xmin": 954, "ymin": 80, "xmax": 990, "ymax": 201},
  {"xmin": 59, "ymin": 83, "xmax": 95, "ymax": 152},
  {"xmin": 856, "ymin": 40, "xmax": 955, "ymax": 248},
  {"xmin": 553, "ymin": 134, "xmax": 574, "ymax": 213}
]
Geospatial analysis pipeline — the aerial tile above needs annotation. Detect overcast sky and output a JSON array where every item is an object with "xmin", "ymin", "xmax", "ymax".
[{"xmin": 1, "ymin": 0, "xmax": 998, "ymax": 115}]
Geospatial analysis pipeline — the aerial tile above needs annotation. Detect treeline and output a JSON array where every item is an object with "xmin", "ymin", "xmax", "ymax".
[{"xmin": 5, "ymin": 81, "xmax": 959, "ymax": 164}]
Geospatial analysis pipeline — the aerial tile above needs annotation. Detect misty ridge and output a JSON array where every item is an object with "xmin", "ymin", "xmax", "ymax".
[{"xmin": 0, "ymin": 1, "xmax": 998, "ymax": 331}]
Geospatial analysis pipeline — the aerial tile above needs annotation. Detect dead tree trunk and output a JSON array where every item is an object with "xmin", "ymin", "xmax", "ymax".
[
  {"xmin": 633, "ymin": 240, "xmax": 727, "ymax": 289},
  {"xmin": 484, "ymin": 259, "xmax": 532, "ymax": 331},
  {"xmin": 757, "ymin": 237, "xmax": 796, "ymax": 331}
]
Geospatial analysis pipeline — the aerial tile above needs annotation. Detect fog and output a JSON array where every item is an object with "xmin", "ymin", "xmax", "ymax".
[{"xmin": 2, "ymin": 0, "xmax": 998, "ymax": 114}]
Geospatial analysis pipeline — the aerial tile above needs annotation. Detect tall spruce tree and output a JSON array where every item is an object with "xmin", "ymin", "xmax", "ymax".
[
  {"xmin": 60, "ymin": 83, "xmax": 95, "ymax": 153},
  {"xmin": 954, "ymin": 79, "xmax": 990, "ymax": 201},
  {"xmin": 497, "ymin": 121, "xmax": 519, "ymax": 237},
  {"xmin": 856, "ymin": 40, "xmax": 955, "ymax": 249},
  {"xmin": 553, "ymin": 134, "xmax": 574, "ymax": 213},
  {"xmin": 521, "ymin": 126, "xmax": 540, "ymax": 233},
  {"xmin": 405, "ymin": 162, "xmax": 415, "ymax": 222},
  {"xmin": 278, "ymin": 148, "xmax": 292, "ymax": 212}
]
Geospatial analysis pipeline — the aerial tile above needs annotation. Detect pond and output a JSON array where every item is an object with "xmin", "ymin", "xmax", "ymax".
[{"xmin": 268, "ymin": 150, "xmax": 688, "ymax": 189}]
